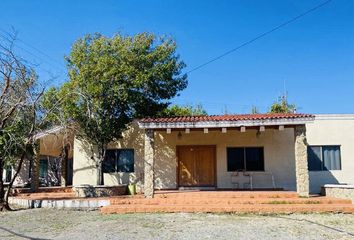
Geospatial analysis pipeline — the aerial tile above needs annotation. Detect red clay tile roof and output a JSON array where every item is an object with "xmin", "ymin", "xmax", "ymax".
[{"xmin": 140, "ymin": 113, "xmax": 314, "ymax": 123}]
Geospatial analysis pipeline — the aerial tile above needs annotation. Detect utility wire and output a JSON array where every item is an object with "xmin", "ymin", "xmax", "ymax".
[
  {"xmin": 0, "ymin": 33, "xmax": 61, "ymax": 71},
  {"xmin": 0, "ymin": 32, "xmax": 65, "ymax": 86},
  {"xmin": 0, "ymin": 27, "xmax": 67, "ymax": 88},
  {"xmin": 185, "ymin": 0, "xmax": 333, "ymax": 75},
  {"xmin": 0, "ymin": 28, "xmax": 67, "ymax": 71}
]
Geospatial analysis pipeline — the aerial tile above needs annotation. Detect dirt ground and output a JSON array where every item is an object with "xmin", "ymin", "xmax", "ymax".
[{"xmin": 1, "ymin": 209, "xmax": 354, "ymax": 240}]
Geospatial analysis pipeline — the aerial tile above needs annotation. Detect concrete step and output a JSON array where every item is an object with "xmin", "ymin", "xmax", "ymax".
[
  {"xmin": 101, "ymin": 203, "xmax": 354, "ymax": 214},
  {"xmin": 110, "ymin": 197, "xmax": 352, "ymax": 205}
]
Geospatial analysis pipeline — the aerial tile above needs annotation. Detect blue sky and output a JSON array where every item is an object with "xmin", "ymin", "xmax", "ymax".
[{"xmin": 1, "ymin": 0, "xmax": 353, "ymax": 114}]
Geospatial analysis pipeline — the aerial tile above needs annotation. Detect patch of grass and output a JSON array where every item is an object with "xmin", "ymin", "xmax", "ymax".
[
  {"xmin": 267, "ymin": 200, "xmax": 291, "ymax": 204},
  {"xmin": 97, "ymin": 212, "xmax": 141, "ymax": 221},
  {"xmin": 223, "ymin": 212, "xmax": 294, "ymax": 217},
  {"xmin": 141, "ymin": 221, "xmax": 165, "ymax": 229},
  {"xmin": 266, "ymin": 200, "xmax": 321, "ymax": 204},
  {"xmin": 303, "ymin": 200, "xmax": 320, "ymax": 204},
  {"xmin": 50, "ymin": 222, "xmax": 70, "ymax": 230}
]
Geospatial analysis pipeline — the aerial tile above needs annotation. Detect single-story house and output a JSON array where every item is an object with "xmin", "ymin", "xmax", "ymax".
[{"xmin": 3, "ymin": 113, "xmax": 354, "ymax": 197}]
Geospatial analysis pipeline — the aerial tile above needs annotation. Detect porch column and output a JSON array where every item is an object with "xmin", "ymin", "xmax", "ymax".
[
  {"xmin": 144, "ymin": 129, "xmax": 155, "ymax": 198},
  {"xmin": 30, "ymin": 142, "xmax": 40, "ymax": 192},
  {"xmin": 294, "ymin": 125, "xmax": 310, "ymax": 197},
  {"xmin": 60, "ymin": 145, "xmax": 69, "ymax": 187}
]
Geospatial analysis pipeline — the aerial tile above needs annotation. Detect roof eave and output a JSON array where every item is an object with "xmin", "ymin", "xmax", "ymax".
[
  {"xmin": 33, "ymin": 125, "xmax": 70, "ymax": 140},
  {"xmin": 138, "ymin": 117, "xmax": 315, "ymax": 129}
]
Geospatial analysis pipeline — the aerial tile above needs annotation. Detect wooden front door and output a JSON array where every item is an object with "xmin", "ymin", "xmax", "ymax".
[{"xmin": 177, "ymin": 145, "xmax": 216, "ymax": 187}]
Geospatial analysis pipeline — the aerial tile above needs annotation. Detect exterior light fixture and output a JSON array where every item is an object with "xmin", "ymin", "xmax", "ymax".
[{"xmin": 177, "ymin": 131, "xmax": 182, "ymax": 140}]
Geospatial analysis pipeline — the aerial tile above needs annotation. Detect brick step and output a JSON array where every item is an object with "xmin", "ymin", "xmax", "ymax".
[
  {"xmin": 13, "ymin": 187, "xmax": 73, "ymax": 194},
  {"xmin": 15, "ymin": 192, "xmax": 76, "ymax": 200},
  {"xmin": 110, "ymin": 197, "xmax": 352, "ymax": 205},
  {"xmin": 101, "ymin": 203, "xmax": 354, "ymax": 214},
  {"xmin": 152, "ymin": 191, "xmax": 299, "ymax": 199}
]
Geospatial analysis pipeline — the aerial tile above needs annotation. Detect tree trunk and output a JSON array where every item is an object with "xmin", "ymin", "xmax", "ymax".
[
  {"xmin": 30, "ymin": 143, "xmax": 40, "ymax": 192},
  {"xmin": 96, "ymin": 146, "xmax": 106, "ymax": 186},
  {"xmin": 3, "ymin": 150, "xmax": 27, "ymax": 211},
  {"xmin": 0, "ymin": 157, "xmax": 5, "ymax": 210},
  {"xmin": 97, "ymin": 163, "xmax": 102, "ymax": 186},
  {"xmin": 60, "ymin": 145, "xmax": 69, "ymax": 187}
]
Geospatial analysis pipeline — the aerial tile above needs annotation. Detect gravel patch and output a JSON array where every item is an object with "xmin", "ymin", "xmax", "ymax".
[{"xmin": 1, "ymin": 209, "xmax": 354, "ymax": 239}]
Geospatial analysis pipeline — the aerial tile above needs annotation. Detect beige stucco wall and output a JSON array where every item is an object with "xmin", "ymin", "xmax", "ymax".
[
  {"xmin": 73, "ymin": 123, "xmax": 298, "ymax": 191},
  {"xmin": 73, "ymin": 124, "xmax": 145, "ymax": 192},
  {"xmin": 73, "ymin": 137, "xmax": 99, "ymax": 186},
  {"xmin": 306, "ymin": 115, "xmax": 354, "ymax": 193}
]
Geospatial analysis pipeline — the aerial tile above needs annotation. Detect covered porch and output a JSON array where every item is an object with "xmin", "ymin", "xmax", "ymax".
[
  {"xmin": 31, "ymin": 126, "xmax": 74, "ymax": 191},
  {"xmin": 138, "ymin": 113, "xmax": 315, "ymax": 198},
  {"xmin": 7, "ymin": 126, "xmax": 75, "ymax": 191}
]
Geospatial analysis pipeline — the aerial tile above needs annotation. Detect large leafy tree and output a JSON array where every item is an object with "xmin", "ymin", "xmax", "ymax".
[{"xmin": 45, "ymin": 33, "xmax": 187, "ymax": 185}]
